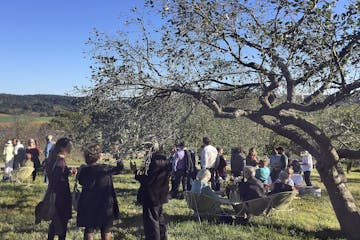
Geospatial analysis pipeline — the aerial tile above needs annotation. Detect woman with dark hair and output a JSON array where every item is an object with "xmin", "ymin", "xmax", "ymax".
[
  {"xmin": 76, "ymin": 144, "xmax": 124, "ymax": 240},
  {"xmin": 46, "ymin": 137, "xmax": 76, "ymax": 240},
  {"xmin": 25, "ymin": 138, "xmax": 41, "ymax": 181},
  {"xmin": 246, "ymin": 147, "xmax": 259, "ymax": 167}
]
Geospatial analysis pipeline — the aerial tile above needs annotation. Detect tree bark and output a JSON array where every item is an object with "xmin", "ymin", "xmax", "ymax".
[{"xmin": 316, "ymin": 148, "xmax": 360, "ymax": 240}]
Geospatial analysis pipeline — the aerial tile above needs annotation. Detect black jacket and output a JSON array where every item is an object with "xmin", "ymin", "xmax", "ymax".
[
  {"xmin": 135, "ymin": 152, "xmax": 171, "ymax": 207},
  {"xmin": 271, "ymin": 182, "xmax": 292, "ymax": 194},
  {"xmin": 76, "ymin": 162, "xmax": 123, "ymax": 227},
  {"xmin": 238, "ymin": 176, "xmax": 266, "ymax": 201}
]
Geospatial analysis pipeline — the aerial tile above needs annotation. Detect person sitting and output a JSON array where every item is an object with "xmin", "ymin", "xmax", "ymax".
[
  {"xmin": 285, "ymin": 167, "xmax": 295, "ymax": 187},
  {"xmin": 255, "ymin": 159, "xmax": 270, "ymax": 184},
  {"xmin": 191, "ymin": 169, "xmax": 220, "ymax": 201},
  {"xmin": 238, "ymin": 166, "xmax": 265, "ymax": 201},
  {"xmin": 76, "ymin": 144, "xmax": 124, "ymax": 240},
  {"xmin": 291, "ymin": 167, "xmax": 305, "ymax": 188},
  {"xmin": 230, "ymin": 147, "xmax": 246, "ymax": 177},
  {"xmin": 271, "ymin": 171, "xmax": 295, "ymax": 194}
]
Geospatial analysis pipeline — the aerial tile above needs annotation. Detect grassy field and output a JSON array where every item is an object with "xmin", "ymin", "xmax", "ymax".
[
  {"xmin": 0, "ymin": 161, "xmax": 359, "ymax": 240},
  {"xmin": 0, "ymin": 114, "xmax": 53, "ymax": 124}
]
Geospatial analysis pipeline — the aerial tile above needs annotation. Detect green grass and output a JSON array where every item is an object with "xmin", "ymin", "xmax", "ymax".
[
  {"xmin": 0, "ymin": 163, "xmax": 359, "ymax": 240},
  {"xmin": 0, "ymin": 114, "xmax": 53, "ymax": 123}
]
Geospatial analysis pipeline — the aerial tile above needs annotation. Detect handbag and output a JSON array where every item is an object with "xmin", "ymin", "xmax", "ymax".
[
  {"xmin": 35, "ymin": 189, "xmax": 57, "ymax": 224},
  {"xmin": 71, "ymin": 177, "xmax": 81, "ymax": 211},
  {"xmin": 34, "ymin": 159, "xmax": 58, "ymax": 224}
]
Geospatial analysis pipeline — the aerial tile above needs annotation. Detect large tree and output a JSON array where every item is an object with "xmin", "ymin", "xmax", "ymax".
[{"xmin": 86, "ymin": 0, "xmax": 360, "ymax": 238}]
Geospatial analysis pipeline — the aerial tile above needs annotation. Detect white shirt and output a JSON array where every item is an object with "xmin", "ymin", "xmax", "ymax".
[
  {"xmin": 301, "ymin": 153, "xmax": 313, "ymax": 172},
  {"xmin": 13, "ymin": 143, "xmax": 24, "ymax": 155},
  {"xmin": 291, "ymin": 174, "xmax": 304, "ymax": 187},
  {"xmin": 200, "ymin": 145, "xmax": 218, "ymax": 169}
]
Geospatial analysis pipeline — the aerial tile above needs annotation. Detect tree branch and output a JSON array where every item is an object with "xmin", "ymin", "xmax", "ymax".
[{"xmin": 338, "ymin": 149, "xmax": 360, "ymax": 160}]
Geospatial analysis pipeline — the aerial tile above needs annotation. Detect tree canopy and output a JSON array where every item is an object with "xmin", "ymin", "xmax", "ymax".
[{"xmin": 83, "ymin": 0, "xmax": 360, "ymax": 238}]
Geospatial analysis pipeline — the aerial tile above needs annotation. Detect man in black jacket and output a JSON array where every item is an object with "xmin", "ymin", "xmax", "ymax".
[{"xmin": 133, "ymin": 144, "xmax": 171, "ymax": 240}]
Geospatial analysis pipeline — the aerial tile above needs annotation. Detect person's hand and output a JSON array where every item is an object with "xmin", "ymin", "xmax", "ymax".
[
  {"xmin": 70, "ymin": 167, "xmax": 77, "ymax": 176},
  {"xmin": 130, "ymin": 161, "xmax": 137, "ymax": 172}
]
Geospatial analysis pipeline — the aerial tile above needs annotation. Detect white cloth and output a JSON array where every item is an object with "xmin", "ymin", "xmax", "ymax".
[
  {"xmin": 291, "ymin": 173, "xmax": 304, "ymax": 187},
  {"xmin": 3, "ymin": 143, "xmax": 14, "ymax": 175},
  {"xmin": 13, "ymin": 143, "xmax": 24, "ymax": 155},
  {"xmin": 301, "ymin": 153, "xmax": 313, "ymax": 172},
  {"xmin": 200, "ymin": 145, "xmax": 218, "ymax": 169}
]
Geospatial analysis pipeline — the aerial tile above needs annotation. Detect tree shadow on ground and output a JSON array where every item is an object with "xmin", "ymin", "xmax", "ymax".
[{"xmin": 249, "ymin": 222, "xmax": 346, "ymax": 239}]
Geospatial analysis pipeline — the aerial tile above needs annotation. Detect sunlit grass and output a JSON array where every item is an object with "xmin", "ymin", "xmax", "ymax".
[{"xmin": 0, "ymin": 161, "xmax": 358, "ymax": 240}]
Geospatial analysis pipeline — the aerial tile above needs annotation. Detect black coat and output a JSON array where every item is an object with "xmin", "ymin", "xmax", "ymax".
[
  {"xmin": 76, "ymin": 162, "xmax": 123, "ymax": 228},
  {"xmin": 135, "ymin": 153, "xmax": 171, "ymax": 207},
  {"xmin": 271, "ymin": 182, "xmax": 292, "ymax": 194},
  {"xmin": 238, "ymin": 177, "xmax": 266, "ymax": 201}
]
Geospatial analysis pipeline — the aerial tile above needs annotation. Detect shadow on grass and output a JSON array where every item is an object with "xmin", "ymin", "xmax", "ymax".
[{"xmin": 250, "ymin": 222, "xmax": 345, "ymax": 239}]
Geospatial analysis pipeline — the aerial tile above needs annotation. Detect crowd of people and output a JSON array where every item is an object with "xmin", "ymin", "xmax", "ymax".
[
  {"xmin": 2, "ymin": 135, "xmax": 55, "ymax": 182},
  {"xmin": 167, "ymin": 137, "xmax": 314, "ymax": 201},
  {"xmin": 1, "ymin": 135, "xmax": 315, "ymax": 240}
]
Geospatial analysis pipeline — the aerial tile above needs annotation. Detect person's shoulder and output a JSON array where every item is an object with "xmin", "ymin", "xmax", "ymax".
[
  {"xmin": 152, "ymin": 153, "xmax": 167, "ymax": 160},
  {"xmin": 56, "ymin": 157, "xmax": 66, "ymax": 168}
]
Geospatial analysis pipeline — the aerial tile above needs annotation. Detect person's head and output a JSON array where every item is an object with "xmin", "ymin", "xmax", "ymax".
[
  {"xmin": 46, "ymin": 135, "xmax": 53, "ymax": 142},
  {"xmin": 279, "ymin": 171, "xmax": 289, "ymax": 184},
  {"xmin": 16, "ymin": 139, "xmax": 21, "ymax": 145},
  {"xmin": 28, "ymin": 138, "xmax": 36, "ymax": 147},
  {"xmin": 216, "ymin": 147, "xmax": 224, "ymax": 155},
  {"xmin": 259, "ymin": 158, "xmax": 268, "ymax": 167},
  {"xmin": 276, "ymin": 146, "xmax": 284, "ymax": 154},
  {"xmin": 272, "ymin": 147, "xmax": 278, "ymax": 155},
  {"xmin": 248, "ymin": 147, "xmax": 257, "ymax": 156},
  {"xmin": 51, "ymin": 137, "xmax": 72, "ymax": 157},
  {"xmin": 169, "ymin": 145, "xmax": 177, "ymax": 154},
  {"xmin": 243, "ymin": 166, "xmax": 256, "ymax": 179},
  {"xmin": 196, "ymin": 169, "xmax": 211, "ymax": 183},
  {"xmin": 84, "ymin": 144, "xmax": 102, "ymax": 165},
  {"xmin": 25, "ymin": 152, "xmax": 32, "ymax": 160},
  {"xmin": 202, "ymin": 137, "xmax": 211, "ymax": 146},
  {"xmin": 12, "ymin": 138, "xmax": 17, "ymax": 145},
  {"xmin": 177, "ymin": 141, "xmax": 185, "ymax": 149},
  {"xmin": 286, "ymin": 167, "xmax": 294, "ymax": 177}
]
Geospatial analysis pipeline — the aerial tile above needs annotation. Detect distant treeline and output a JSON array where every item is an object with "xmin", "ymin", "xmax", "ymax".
[{"xmin": 0, "ymin": 94, "xmax": 80, "ymax": 116}]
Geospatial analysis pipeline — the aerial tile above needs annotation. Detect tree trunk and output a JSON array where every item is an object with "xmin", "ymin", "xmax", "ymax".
[{"xmin": 317, "ymin": 148, "xmax": 360, "ymax": 240}]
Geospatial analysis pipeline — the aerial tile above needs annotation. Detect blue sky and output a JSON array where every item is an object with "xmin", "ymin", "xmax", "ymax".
[{"xmin": 0, "ymin": 0, "xmax": 146, "ymax": 96}]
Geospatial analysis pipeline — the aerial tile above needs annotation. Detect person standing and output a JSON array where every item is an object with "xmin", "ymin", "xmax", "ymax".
[
  {"xmin": 3, "ymin": 140, "xmax": 14, "ymax": 181},
  {"xmin": 269, "ymin": 147, "xmax": 282, "ymax": 182},
  {"xmin": 200, "ymin": 137, "xmax": 218, "ymax": 190},
  {"xmin": 246, "ymin": 147, "xmax": 259, "ymax": 167},
  {"xmin": 44, "ymin": 135, "xmax": 55, "ymax": 183},
  {"xmin": 184, "ymin": 148, "xmax": 197, "ymax": 191},
  {"xmin": 13, "ymin": 139, "xmax": 25, "ymax": 170},
  {"xmin": 26, "ymin": 138, "xmax": 41, "ymax": 181},
  {"xmin": 276, "ymin": 147, "xmax": 288, "ymax": 171},
  {"xmin": 216, "ymin": 147, "xmax": 227, "ymax": 180},
  {"xmin": 301, "ymin": 151, "xmax": 313, "ymax": 186},
  {"xmin": 230, "ymin": 147, "xmax": 246, "ymax": 177},
  {"xmin": 133, "ymin": 143, "xmax": 171, "ymax": 240},
  {"xmin": 77, "ymin": 144, "xmax": 124, "ymax": 240},
  {"xmin": 170, "ymin": 142, "xmax": 187, "ymax": 198},
  {"xmin": 46, "ymin": 137, "xmax": 76, "ymax": 240}
]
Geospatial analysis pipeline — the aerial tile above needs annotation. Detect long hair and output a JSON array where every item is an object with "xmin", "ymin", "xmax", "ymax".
[{"xmin": 46, "ymin": 137, "xmax": 72, "ymax": 176}]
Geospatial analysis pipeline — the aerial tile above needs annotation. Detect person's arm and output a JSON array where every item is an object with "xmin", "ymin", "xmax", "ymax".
[
  {"xmin": 172, "ymin": 153, "xmax": 179, "ymax": 172},
  {"xmin": 104, "ymin": 160, "xmax": 124, "ymax": 175},
  {"xmin": 200, "ymin": 149, "xmax": 206, "ymax": 169}
]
